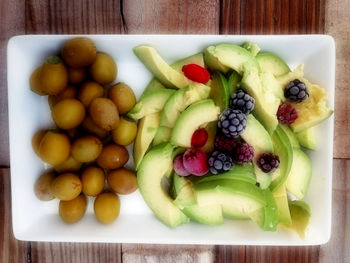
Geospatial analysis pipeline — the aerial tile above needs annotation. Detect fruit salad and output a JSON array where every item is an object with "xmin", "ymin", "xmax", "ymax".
[{"xmin": 130, "ymin": 42, "xmax": 333, "ymax": 239}]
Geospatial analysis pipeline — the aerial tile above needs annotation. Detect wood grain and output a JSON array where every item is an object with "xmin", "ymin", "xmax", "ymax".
[
  {"xmin": 122, "ymin": 244, "xmax": 214, "ymax": 263},
  {"xmin": 319, "ymin": 159, "xmax": 350, "ymax": 263},
  {"xmin": 325, "ymin": 0, "xmax": 350, "ymax": 159},
  {"xmin": 122, "ymin": 0, "xmax": 220, "ymax": 34},
  {"xmin": 25, "ymin": 0, "xmax": 122, "ymax": 34},
  {"xmin": 31, "ymin": 242, "xmax": 122, "ymax": 263},
  {"xmin": 220, "ymin": 0, "xmax": 325, "ymax": 34},
  {"xmin": 0, "ymin": 169, "xmax": 27, "ymax": 262},
  {"xmin": 0, "ymin": 0, "xmax": 25, "ymax": 167}
]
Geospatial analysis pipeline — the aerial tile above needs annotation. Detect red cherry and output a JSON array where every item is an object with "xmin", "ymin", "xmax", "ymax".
[{"xmin": 191, "ymin": 128, "xmax": 208, "ymax": 148}]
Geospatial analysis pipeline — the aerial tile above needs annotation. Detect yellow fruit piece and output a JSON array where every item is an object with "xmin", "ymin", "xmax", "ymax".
[{"xmin": 290, "ymin": 78, "xmax": 333, "ymax": 133}]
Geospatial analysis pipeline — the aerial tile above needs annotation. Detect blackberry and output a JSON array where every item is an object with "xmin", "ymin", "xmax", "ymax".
[
  {"xmin": 214, "ymin": 135, "xmax": 236, "ymax": 152},
  {"xmin": 232, "ymin": 141, "xmax": 254, "ymax": 164},
  {"xmin": 284, "ymin": 79, "xmax": 309, "ymax": 102},
  {"xmin": 277, "ymin": 103, "xmax": 298, "ymax": 125},
  {"xmin": 229, "ymin": 89, "xmax": 255, "ymax": 115},
  {"xmin": 257, "ymin": 153, "xmax": 280, "ymax": 173},
  {"xmin": 208, "ymin": 151, "xmax": 234, "ymax": 174},
  {"xmin": 218, "ymin": 109, "xmax": 247, "ymax": 138}
]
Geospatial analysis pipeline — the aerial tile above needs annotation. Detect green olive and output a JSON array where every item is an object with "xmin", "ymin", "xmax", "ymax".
[
  {"xmin": 97, "ymin": 144, "xmax": 129, "ymax": 169},
  {"xmin": 111, "ymin": 117, "xmax": 137, "ymax": 146},
  {"xmin": 61, "ymin": 37, "xmax": 97, "ymax": 67},
  {"xmin": 59, "ymin": 194, "xmax": 87, "ymax": 223},
  {"xmin": 71, "ymin": 135, "xmax": 103, "ymax": 163},
  {"xmin": 54, "ymin": 156, "xmax": 82, "ymax": 173},
  {"xmin": 108, "ymin": 83, "xmax": 136, "ymax": 114},
  {"xmin": 30, "ymin": 66, "xmax": 47, "ymax": 95},
  {"xmin": 89, "ymin": 53, "xmax": 117, "ymax": 85},
  {"xmin": 48, "ymin": 85, "xmax": 77, "ymax": 109},
  {"xmin": 32, "ymin": 129, "xmax": 47, "ymax": 157},
  {"xmin": 52, "ymin": 99, "xmax": 86, "ymax": 129},
  {"xmin": 94, "ymin": 192, "xmax": 120, "ymax": 224},
  {"xmin": 52, "ymin": 173, "xmax": 82, "ymax": 201},
  {"xmin": 81, "ymin": 116, "xmax": 109, "ymax": 139},
  {"xmin": 78, "ymin": 81, "xmax": 104, "ymax": 108},
  {"xmin": 107, "ymin": 168, "xmax": 138, "ymax": 195},
  {"xmin": 40, "ymin": 56, "xmax": 68, "ymax": 95},
  {"xmin": 81, "ymin": 166, "xmax": 105, "ymax": 196},
  {"xmin": 34, "ymin": 171, "xmax": 56, "ymax": 201},
  {"xmin": 39, "ymin": 131, "xmax": 70, "ymax": 166},
  {"xmin": 67, "ymin": 67, "xmax": 87, "ymax": 84},
  {"xmin": 89, "ymin": 98, "xmax": 119, "ymax": 131}
]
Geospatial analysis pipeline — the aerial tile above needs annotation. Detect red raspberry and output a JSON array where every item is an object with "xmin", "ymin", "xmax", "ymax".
[
  {"xmin": 277, "ymin": 103, "xmax": 298, "ymax": 125},
  {"xmin": 182, "ymin": 64, "xmax": 210, "ymax": 84},
  {"xmin": 191, "ymin": 128, "xmax": 208, "ymax": 148},
  {"xmin": 214, "ymin": 135, "xmax": 236, "ymax": 152},
  {"xmin": 232, "ymin": 141, "xmax": 254, "ymax": 164}
]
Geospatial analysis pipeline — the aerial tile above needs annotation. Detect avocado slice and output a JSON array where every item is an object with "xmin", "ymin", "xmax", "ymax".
[
  {"xmin": 140, "ymin": 53, "xmax": 205, "ymax": 98},
  {"xmin": 171, "ymin": 99, "xmax": 220, "ymax": 148},
  {"xmin": 256, "ymin": 52, "xmax": 291, "ymax": 77},
  {"xmin": 160, "ymin": 84, "xmax": 211, "ymax": 128},
  {"xmin": 270, "ymin": 125, "xmax": 294, "ymax": 191},
  {"xmin": 240, "ymin": 114, "xmax": 274, "ymax": 189},
  {"xmin": 241, "ymin": 64, "xmax": 280, "ymax": 134},
  {"xmin": 226, "ymin": 70, "xmax": 241, "ymax": 95},
  {"xmin": 279, "ymin": 124, "xmax": 300, "ymax": 148},
  {"xmin": 134, "ymin": 46, "xmax": 209, "ymax": 90},
  {"xmin": 204, "ymin": 47, "xmax": 230, "ymax": 74},
  {"xmin": 272, "ymin": 184, "xmax": 292, "ymax": 225},
  {"xmin": 260, "ymin": 189, "xmax": 279, "ymax": 231},
  {"xmin": 133, "ymin": 112, "xmax": 160, "ymax": 170},
  {"xmin": 153, "ymin": 126, "xmax": 172, "ymax": 146},
  {"xmin": 260, "ymin": 71, "xmax": 285, "ymax": 101},
  {"xmin": 127, "ymin": 89, "xmax": 175, "ymax": 120},
  {"xmin": 137, "ymin": 143, "xmax": 189, "ymax": 227},
  {"xmin": 205, "ymin": 44, "xmax": 258, "ymax": 74},
  {"xmin": 153, "ymin": 84, "xmax": 211, "ymax": 146},
  {"xmin": 296, "ymin": 127, "xmax": 316, "ymax": 150},
  {"xmin": 141, "ymin": 79, "xmax": 166, "ymax": 99},
  {"xmin": 241, "ymin": 42, "xmax": 261, "ymax": 56},
  {"xmin": 285, "ymin": 148, "xmax": 312, "ymax": 199},
  {"xmin": 172, "ymin": 174, "xmax": 224, "ymax": 225},
  {"xmin": 194, "ymin": 179, "xmax": 266, "ymax": 222},
  {"xmin": 199, "ymin": 121, "xmax": 217, "ymax": 154},
  {"xmin": 193, "ymin": 163, "xmax": 256, "ymax": 185},
  {"xmin": 282, "ymin": 200, "xmax": 311, "ymax": 239},
  {"xmin": 209, "ymin": 72, "xmax": 229, "ymax": 111}
]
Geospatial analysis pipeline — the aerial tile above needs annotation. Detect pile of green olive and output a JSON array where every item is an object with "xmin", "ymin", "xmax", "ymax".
[{"xmin": 31, "ymin": 37, "xmax": 138, "ymax": 224}]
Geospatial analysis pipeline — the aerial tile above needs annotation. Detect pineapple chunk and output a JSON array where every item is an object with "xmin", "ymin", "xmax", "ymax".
[{"xmin": 290, "ymin": 78, "xmax": 333, "ymax": 132}]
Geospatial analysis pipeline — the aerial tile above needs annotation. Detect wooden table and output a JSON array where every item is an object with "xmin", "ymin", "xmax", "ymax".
[{"xmin": 1, "ymin": 0, "xmax": 349, "ymax": 262}]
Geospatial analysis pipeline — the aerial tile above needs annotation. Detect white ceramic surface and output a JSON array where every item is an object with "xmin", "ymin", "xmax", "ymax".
[{"xmin": 7, "ymin": 35, "xmax": 335, "ymax": 245}]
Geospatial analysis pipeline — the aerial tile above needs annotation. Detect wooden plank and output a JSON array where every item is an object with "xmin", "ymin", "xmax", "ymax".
[
  {"xmin": 0, "ymin": 168, "xmax": 28, "ymax": 262},
  {"xmin": 122, "ymin": 0, "xmax": 220, "ymax": 34},
  {"xmin": 25, "ymin": 0, "xmax": 122, "ymax": 34},
  {"xmin": 25, "ymin": 1, "xmax": 124, "ymax": 261},
  {"xmin": 0, "ymin": 0, "xmax": 25, "ymax": 166},
  {"xmin": 31, "ymin": 242, "xmax": 122, "ymax": 263},
  {"xmin": 220, "ymin": 0, "xmax": 325, "ymax": 34},
  {"xmin": 319, "ymin": 159, "xmax": 350, "ymax": 263},
  {"xmin": 324, "ymin": 0, "xmax": 350, "ymax": 159},
  {"xmin": 122, "ymin": 244, "xmax": 214, "ymax": 263}
]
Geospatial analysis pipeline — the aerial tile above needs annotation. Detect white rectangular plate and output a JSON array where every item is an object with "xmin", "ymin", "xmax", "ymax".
[{"xmin": 7, "ymin": 35, "xmax": 335, "ymax": 245}]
